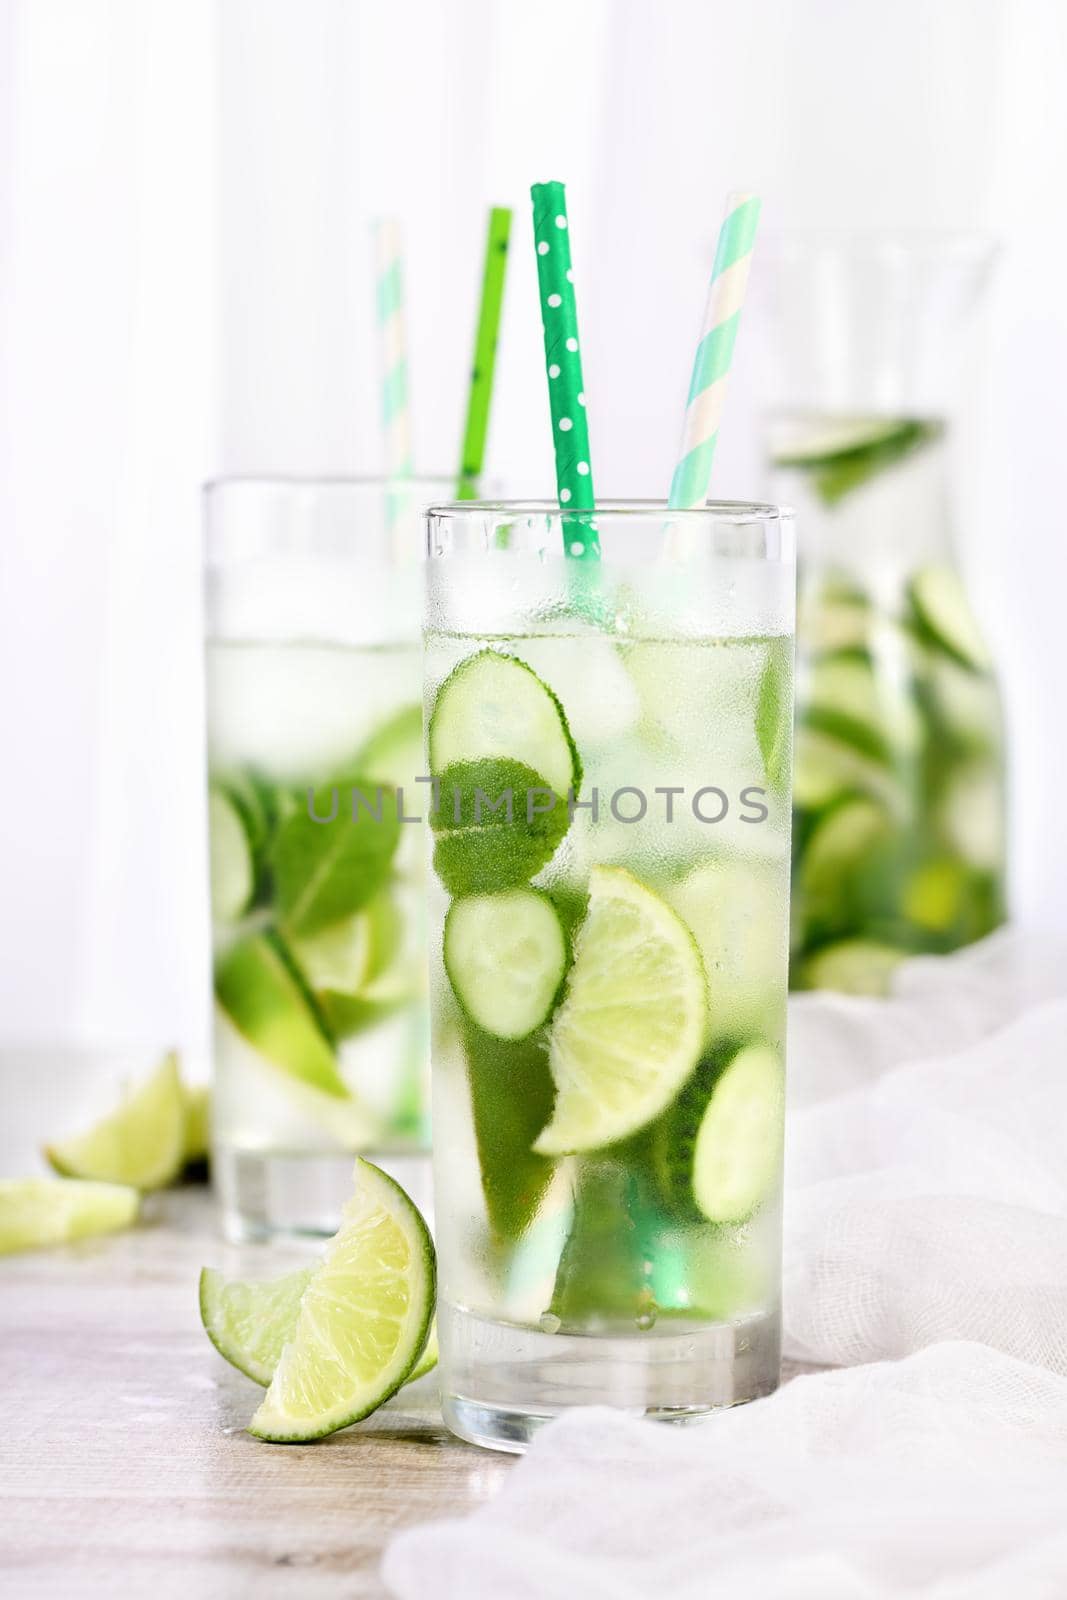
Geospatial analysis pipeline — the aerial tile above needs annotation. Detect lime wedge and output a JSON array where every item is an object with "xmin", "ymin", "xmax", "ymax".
[
  {"xmin": 214, "ymin": 932, "xmax": 347, "ymax": 1099},
  {"xmin": 44, "ymin": 1053, "xmax": 186, "ymax": 1190},
  {"xmin": 200, "ymin": 1265, "xmax": 314, "ymax": 1385},
  {"xmin": 534, "ymin": 867, "xmax": 707, "ymax": 1154},
  {"xmin": 0, "ymin": 1178, "xmax": 139, "ymax": 1254},
  {"xmin": 248, "ymin": 1160, "xmax": 435, "ymax": 1441},
  {"xmin": 200, "ymin": 1263, "xmax": 438, "ymax": 1389}
]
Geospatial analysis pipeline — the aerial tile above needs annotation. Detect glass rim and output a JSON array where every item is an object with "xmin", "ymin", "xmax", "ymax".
[{"xmin": 426, "ymin": 497, "xmax": 791, "ymax": 523}]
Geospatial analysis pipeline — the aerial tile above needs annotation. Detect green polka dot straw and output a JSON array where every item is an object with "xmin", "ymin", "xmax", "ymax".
[{"xmin": 530, "ymin": 182, "xmax": 598, "ymax": 558}]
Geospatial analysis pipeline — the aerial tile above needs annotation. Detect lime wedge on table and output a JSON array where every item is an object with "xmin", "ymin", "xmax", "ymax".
[
  {"xmin": 200, "ymin": 1263, "xmax": 438, "ymax": 1388},
  {"xmin": 772, "ymin": 417, "xmax": 941, "ymax": 505},
  {"xmin": 248, "ymin": 1160, "xmax": 435, "ymax": 1442},
  {"xmin": 534, "ymin": 867, "xmax": 707, "ymax": 1155},
  {"xmin": 215, "ymin": 932, "xmax": 347, "ymax": 1098},
  {"xmin": 44, "ymin": 1052, "xmax": 186, "ymax": 1190},
  {"xmin": 0, "ymin": 1178, "xmax": 139, "ymax": 1254}
]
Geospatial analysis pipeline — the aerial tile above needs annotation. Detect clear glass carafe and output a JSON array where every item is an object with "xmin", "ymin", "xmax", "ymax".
[{"xmin": 761, "ymin": 237, "xmax": 1007, "ymax": 994}]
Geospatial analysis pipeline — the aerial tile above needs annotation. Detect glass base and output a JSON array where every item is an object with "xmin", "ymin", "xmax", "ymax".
[
  {"xmin": 214, "ymin": 1145, "xmax": 434, "ymax": 1242},
  {"xmin": 440, "ymin": 1303, "xmax": 781, "ymax": 1454}
]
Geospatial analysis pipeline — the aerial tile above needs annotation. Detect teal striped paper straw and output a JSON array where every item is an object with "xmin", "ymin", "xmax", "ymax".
[
  {"xmin": 531, "ymin": 181, "xmax": 598, "ymax": 559},
  {"xmin": 669, "ymin": 193, "xmax": 761, "ymax": 508},
  {"xmin": 372, "ymin": 217, "xmax": 414, "ymax": 478},
  {"xmin": 456, "ymin": 206, "xmax": 512, "ymax": 500}
]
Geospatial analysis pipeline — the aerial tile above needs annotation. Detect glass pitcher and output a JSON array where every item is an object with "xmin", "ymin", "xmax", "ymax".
[{"xmin": 760, "ymin": 237, "xmax": 1007, "ymax": 994}]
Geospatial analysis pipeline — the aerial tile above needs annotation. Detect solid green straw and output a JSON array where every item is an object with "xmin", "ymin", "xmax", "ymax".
[
  {"xmin": 530, "ymin": 182, "xmax": 598, "ymax": 559},
  {"xmin": 456, "ymin": 206, "xmax": 512, "ymax": 500}
]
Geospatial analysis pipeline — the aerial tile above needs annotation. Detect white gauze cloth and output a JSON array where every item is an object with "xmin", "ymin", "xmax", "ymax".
[{"xmin": 384, "ymin": 930, "xmax": 1067, "ymax": 1598}]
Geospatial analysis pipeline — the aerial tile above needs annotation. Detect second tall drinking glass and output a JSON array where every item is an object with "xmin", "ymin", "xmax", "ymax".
[
  {"xmin": 423, "ymin": 500, "xmax": 795, "ymax": 1451},
  {"xmin": 205, "ymin": 477, "xmax": 450, "ymax": 1241}
]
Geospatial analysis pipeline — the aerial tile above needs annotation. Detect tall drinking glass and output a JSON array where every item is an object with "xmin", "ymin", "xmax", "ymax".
[
  {"xmin": 204, "ymin": 477, "xmax": 450, "ymax": 1241},
  {"xmin": 424, "ymin": 500, "xmax": 795, "ymax": 1451}
]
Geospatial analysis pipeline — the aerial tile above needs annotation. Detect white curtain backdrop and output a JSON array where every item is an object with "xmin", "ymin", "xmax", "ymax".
[{"xmin": 1, "ymin": 0, "xmax": 1064, "ymax": 1052}]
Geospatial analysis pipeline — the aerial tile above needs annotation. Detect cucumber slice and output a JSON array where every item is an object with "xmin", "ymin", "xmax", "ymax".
[
  {"xmin": 431, "ymin": 758, "xmax": 570, "ymax": 896},
  {"xmin": 656, "ymin": 1043, "xmax": 783, "ymax": 1224},
  {"xmin": 798, "ymin": 583, "xmax": 872, "ymax": 654},
  {"xmin": 796, "ymin": 938, "xmax": 906, "ymax": 996},
  {"xmin": 772, "ymin": 417, "xmax": 941, "ymax": 505},
  {"xmin": 909, "ymin": 565, "xmax": 990, "ymax": 671},
  {"xmin": 925, "ymin": 656, "xmax": 1001, "ymax": 752},
  {"xmin": 805, "ymin": 653, "xmax": 921, "ymax": 764},
  {"xmin": 792, "ymin": 725, "xmax": 904, "ymax": 813},
  {"xmin": 445, "ymin": 890, "xmax": 567, "ymax": 1041},
  {"xmin": 428, "ymin": 650, "xmax": 581, "ymax": 799},
  {"xmin": 208, "ymin": 786, "xmax": 256, "ymax": 921},
  {"xmin": 799, "ymin": 795, "xmax": 892, "ymax": 899}
]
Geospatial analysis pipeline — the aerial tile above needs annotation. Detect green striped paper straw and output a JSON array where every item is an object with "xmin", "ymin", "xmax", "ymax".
[
  {"xmin": 668, "ymin": 193, "xmax": 761, "ymax": 508},
  {"xmin": 372, "ymin": 217, "xmax": 414, "ymax": 478},
  {"xmin": 456, "ymin": 206, "xmax": 512, "ymax": 500},
  {"xmin": 531, "ymin": 182, "xmax": 598, "ymax": 559}
]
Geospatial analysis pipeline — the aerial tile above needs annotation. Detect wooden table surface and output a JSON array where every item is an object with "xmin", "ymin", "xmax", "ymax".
[{"xmin": 0, "ymin": 1061, "xmax": 812, "ymax": 1599}]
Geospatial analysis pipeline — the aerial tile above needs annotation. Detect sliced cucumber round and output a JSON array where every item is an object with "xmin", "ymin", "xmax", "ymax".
[
  {"xmin": 796, "ymin": 938, "xmax": 906, "ymax": 996},
  {"xmin": 208, "ymin": 786, "xmax": 256, "ymax": 921},
  {"xmin": 444, "ymin": 889, "xmax": 567, "ymax": 1041},
  {"xmin": 805, "ymin": 653, "xmax": 921, "ymax": 763},
  {"xmin": 939, "ymin": 761, "xmax": 1004, "ymax": 871},
  {"xmin": 657, "ymin": 1042, "xmax": 783, "ymax": 1224},
  {"xmin": 773, "ymin": 417, "xmax": 941, "ymax": 505},
  {"xmin": 799, "ymin": 795, "xmax": 892, "ymax": 899},
  {"xmin": 909, "ymin": 565, "xmax": 990, "ymax": 672},
  {"xmin": 792, "ymin": 726, "xmax": 905, "ymax": 814},
  {"xmin": 428, "ymin": 650, "xmax": 581, "ymax": 799}
]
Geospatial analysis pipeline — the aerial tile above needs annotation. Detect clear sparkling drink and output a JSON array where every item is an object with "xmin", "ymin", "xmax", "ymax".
[
  {"xmin": 424, "ymin": 501, "xmax": 795, "ymax": 1451},
  {"xmin": 204, "ymin": 479, "xmax": 446, "ymax": 1240}
]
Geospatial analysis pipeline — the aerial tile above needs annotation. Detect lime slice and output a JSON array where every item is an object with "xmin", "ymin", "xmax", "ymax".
[
  {"xmin": 200, "ymin": 1263, "xmax": 439, "ymax": 1389},
  {"xmin": 182, "ymin": 1084, "xmax": 211, "ymax": 1167},
  {"xmin": 248, "ymin": 1160, "xmax": 435, "ymax": 1441},
  {"xmin": 431, "ymin": 758, "xmax": 570, "ymax": 896},
  {"xmin": 796, "ymin": 938, "xmax": 906, "ymax": 996},
  {"xmin": 772, "ymin": 417, "xmax": 941, "ymax": 504},
  {"xmin": 272, "ymin": 778, "xmax": 400, "ymax": 937},
  {"xmin": 428, "ymin": 649, "xmax": 581, "ymax": 799},
  {"xmin": 200, "ymin": 1265, "xmax": 314, "ymax": 1385},
  {"xmin": 0, "ymin": 1178, "xmax": 139, "ymax": 1254},
  {"xmin": 214, "ymin": 932, "xmax": 347, "ymax": 1099},
  {"xmin": 534, "ymin": 867, "xmax": 707, "ymax": 1155},
  {"xmin": 44, "ymin": 1053, "xmax": 186, "ymax": 1190}
]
